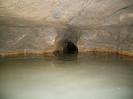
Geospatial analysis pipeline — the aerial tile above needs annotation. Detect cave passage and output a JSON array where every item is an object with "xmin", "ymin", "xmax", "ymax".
[{"xmin": 63, "ymin": 40, "xmax": 78, "ymax": 55}]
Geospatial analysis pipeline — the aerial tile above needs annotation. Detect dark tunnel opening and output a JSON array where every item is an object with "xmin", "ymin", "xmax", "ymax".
[
  {"xmin": 63, "ymin": 40, "xmax": 78, "ymax": 55},
  {"xmin": 53, "ymin": 25, "xmax": 80, "ymax": 56},
  {"xmin": 53, "ymin": 40, "xmax": 78, "ymax": 57}
]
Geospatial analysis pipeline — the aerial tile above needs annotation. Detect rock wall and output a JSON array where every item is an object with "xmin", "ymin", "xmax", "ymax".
[{"xmin": 0, "ymin": 0, "xmax": 133, "ymax": 56}]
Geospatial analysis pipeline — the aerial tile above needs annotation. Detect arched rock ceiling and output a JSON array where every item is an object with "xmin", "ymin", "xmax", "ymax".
[
  {"xmin": 0, "ymin": 0, "xmax": 133, "ymax": 55},
  {"xmin": 0, "ymin": 0, "xmax": 133, "ymax": 27}
]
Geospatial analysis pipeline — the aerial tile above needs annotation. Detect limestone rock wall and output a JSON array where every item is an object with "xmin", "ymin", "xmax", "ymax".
[{"xmin": 0, "ymin": 0, "xmax": 133, "ymax": 55}]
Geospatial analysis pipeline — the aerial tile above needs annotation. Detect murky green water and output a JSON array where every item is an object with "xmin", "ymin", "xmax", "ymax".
[{"xmin": 0, "ymin": 53, "xmax": 133, "ymax": 99}]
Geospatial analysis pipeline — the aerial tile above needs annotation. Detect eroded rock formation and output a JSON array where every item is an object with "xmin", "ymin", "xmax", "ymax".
[{"xmin": 0, "ymin": 0, "xmax": 133, "ymax": 56}]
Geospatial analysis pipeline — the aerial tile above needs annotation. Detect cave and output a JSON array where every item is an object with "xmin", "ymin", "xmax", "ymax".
[
  {"xmin": 0, "ymin": 0, "xmax": 133, "ymax": 99},
  {"xmin": 63, "ymin": 40, "xmax": 78, "ymax": 55}
]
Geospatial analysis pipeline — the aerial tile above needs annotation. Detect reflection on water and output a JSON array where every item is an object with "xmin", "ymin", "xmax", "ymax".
[{"xmin": 0, "ymin": 53, "xmax": 133, "ymax": 99}]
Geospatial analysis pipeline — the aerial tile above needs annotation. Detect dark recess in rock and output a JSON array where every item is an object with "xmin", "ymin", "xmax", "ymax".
[
  {"xmin": 53, "ymin": 39, "xmax": 78, "ymax": 56},
  {"xmin": 63, "ymin": 39, "xmax": 78, "ymax": 55}
]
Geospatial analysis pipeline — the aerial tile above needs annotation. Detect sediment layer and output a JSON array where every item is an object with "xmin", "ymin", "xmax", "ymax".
[{"xmin": 0, "ymin": 49, "xmax": 132, "ymax": 58}]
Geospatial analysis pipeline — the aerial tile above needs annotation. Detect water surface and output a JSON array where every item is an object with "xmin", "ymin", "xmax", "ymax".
[{"xmin": 0, "ymin": 53, "xmax": 133, "ymax": 99}]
